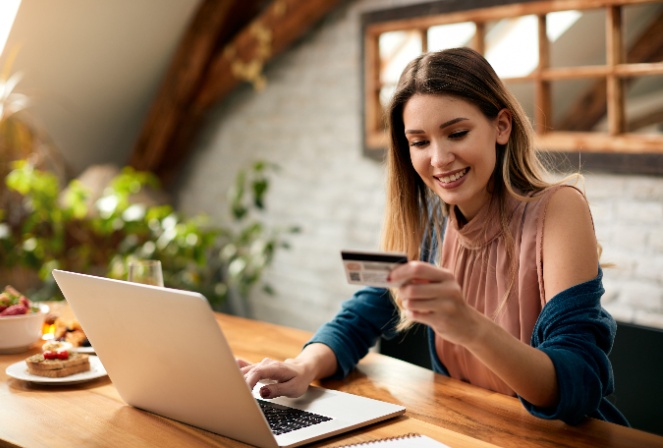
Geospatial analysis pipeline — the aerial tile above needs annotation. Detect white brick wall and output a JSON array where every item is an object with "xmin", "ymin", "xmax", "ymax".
[
  {"xmin": 175, "ymin": 0, "xmax": 663, "ymax": 331},
  {"xmin": 585, "ymin": 175, "xmax": 663, "ymax": 328}
]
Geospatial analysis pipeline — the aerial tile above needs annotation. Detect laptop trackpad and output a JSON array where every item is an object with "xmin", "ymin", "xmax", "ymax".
[
  {"xmin": 254, "ymin": 383, "xmax": 333, "ymax": 408},
  {"xmin": 285, "ymin": 387, "xmax": 331, "ymax": 405}
]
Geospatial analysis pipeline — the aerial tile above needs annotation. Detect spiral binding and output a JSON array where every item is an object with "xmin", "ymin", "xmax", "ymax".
[{"xmin": 331, "ymin": 433, "xmax": 422, "ymax": 447}]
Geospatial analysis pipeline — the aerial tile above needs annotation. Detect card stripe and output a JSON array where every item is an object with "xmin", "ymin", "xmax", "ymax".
[{"xmin": 341, "ymin": 251, "xmax": 407, "ymax": 263}]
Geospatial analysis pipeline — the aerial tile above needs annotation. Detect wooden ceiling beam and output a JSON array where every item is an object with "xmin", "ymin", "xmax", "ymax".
[
  {"xmin": 193, "ymin": 0, "xmax": 342, "ymax": 114},
  {"xmin": 128, "ymin": 0, "xmax": 266, "ymax": 176},
  {"xmin": 129, "ymin": 0, "xmax": 341, "ymax": 186}
]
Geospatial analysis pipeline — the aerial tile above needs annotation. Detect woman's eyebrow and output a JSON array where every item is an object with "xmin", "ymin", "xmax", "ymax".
[
  {"xmin": 405, "ymin": 129, "xmax": 425, "ymax": 135},
  {"xmin": 439, "ymin": 117, "xmax": 468, "ymax": 129},
  {"xmin": 405, "ymin": 117, "xmax": 468, "ymax": 135}
]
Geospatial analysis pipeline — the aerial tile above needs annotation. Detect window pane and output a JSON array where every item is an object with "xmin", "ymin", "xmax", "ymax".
[
  {"xmin": 546, "ymin": 10, "xmax": 581, "ymax": 42},
  {"xmin": 550, "ymin": 78, "xmax": 606, "ymax": 132},
  {"xmin": 485, "ymin": 15, "xmax": 539, "ymax": 78},
  {"xmin": 379, "ymin": 85, "xmax": 396, "ymax": 110},
  {"xmin": 625, "ymin": 75, "xmax": 663, "ymax": 135},
  {"xmin": 549, "ymin": 9, "xmax": 606, "ymax": 68},
  {"xmin": 379, "ymin": 31, "xmax": 422, "ymax": 85},
  {"xmin": 364, "ymin": 0, "xmax": 663, "ymax": 158},
  {"xmin": 427, "ymin": 22, "xmax": 476, "ymax": 51},
  {"xmin": 504, "ymin": 80, "xmax": 536, "ymax": 128},
  {"xmin": 622, "ymin": 3, "xmax": 663, "ymax": 64}
]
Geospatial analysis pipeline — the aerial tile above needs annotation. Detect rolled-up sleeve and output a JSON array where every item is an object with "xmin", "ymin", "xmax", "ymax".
[
  {"xmin": 304, "ymin": 287, "xmax": 399, "ymax": 379},
  {"xmin": 520, "ymin": 268, "xmax": 629, "ymax": 426}
]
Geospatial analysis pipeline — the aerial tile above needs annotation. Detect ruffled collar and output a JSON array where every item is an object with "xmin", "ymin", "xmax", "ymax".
[{"xmin": 448, "ymin": 194, "xmax": 523, "ymax": 249}]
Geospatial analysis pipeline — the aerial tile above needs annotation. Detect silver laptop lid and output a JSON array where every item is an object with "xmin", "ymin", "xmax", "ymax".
[
  {"xmin": 52, "ymin": 270, "xmax": 405, "ymax": 448},
  {"xmin": 52, "ymin": 269, "xmax": 279, "ymax": 448}
]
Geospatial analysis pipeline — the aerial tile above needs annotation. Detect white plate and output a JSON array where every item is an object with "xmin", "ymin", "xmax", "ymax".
[
  {"xmin": 5, "ymin": 355, "xmax": 107, "ymax": 386},
  {"xmin": 72, "ymin": 346, "xmax": 95, "ymax": 354}
]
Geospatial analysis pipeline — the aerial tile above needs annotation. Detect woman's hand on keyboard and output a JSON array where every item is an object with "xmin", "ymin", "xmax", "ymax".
[
  {"xmin": 239, "ymin": 343, "xmax": 338, "ymax": 399},
  {"xmin": 240, "ymin": 357, "xmax": 313, "ymax": 399}
]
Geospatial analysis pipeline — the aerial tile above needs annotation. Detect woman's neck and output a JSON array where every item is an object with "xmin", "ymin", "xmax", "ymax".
[{"xmin": 454, "ymin": 207, "xmax": 469, "ymax": 227}]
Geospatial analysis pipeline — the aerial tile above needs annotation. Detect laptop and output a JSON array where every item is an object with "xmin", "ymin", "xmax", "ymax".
[{"xmin": 52, "ymin": 270, "xmax": 405, "ymax": 448}]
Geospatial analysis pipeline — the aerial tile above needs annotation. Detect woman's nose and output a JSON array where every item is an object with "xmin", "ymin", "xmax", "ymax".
[{"xmin": 431, "ymin": 143, "xmax": 454, "ymax": 168}]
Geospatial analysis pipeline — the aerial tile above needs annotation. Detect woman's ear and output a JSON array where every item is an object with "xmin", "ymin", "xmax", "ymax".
[{"xmin": 496, "ymin": 109, "xmax": 512, "ymax": 145}]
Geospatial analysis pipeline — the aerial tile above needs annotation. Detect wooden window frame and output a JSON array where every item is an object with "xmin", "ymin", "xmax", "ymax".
[{"xmin": 361, "ymin": 0, "xmax": 663, "ymax": 175}]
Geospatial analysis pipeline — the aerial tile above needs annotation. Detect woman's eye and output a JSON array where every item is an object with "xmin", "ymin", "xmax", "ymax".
[
  {"xmin": 409, "ymin": 140, "xmax": 428, "ymax": 148},
  {"xmin": 449, "ymin": 130, "xmax": 469, "ymax": 140}
]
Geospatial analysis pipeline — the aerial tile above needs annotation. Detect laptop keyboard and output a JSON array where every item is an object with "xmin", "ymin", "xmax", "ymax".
[{"xmin": 257, "ymin": 399, "xmax": 333, "ymax": 435}]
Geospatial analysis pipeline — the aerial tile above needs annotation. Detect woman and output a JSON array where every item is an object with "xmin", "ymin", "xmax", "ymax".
[{"xmin": 241, "ymin": 47, "xmax": 627, "ymax": 426}]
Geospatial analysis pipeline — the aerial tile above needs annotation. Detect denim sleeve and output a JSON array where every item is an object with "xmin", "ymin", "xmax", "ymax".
[
  {"xmin": 306, "ymin": 216, "xmax": 442, "ymax": 380},
  {"xmin": 521, "ymin": 268, "xmax": 628, "ymax": 426},
  {"xmin": 304, "ymin": 287, "xmax": 399, "ymax": 379}
]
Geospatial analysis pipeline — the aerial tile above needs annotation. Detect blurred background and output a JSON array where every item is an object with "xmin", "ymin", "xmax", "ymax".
[{"xmin": 0, "ymin": 0, "xmax": 661, "ymax": 333}]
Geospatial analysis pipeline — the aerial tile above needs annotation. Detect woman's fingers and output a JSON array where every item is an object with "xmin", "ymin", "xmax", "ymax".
[
  {"xmin": 390, "ymin": 262, "xmax": 478, "ymax": 343},
  {"xmin": 258, "ymin": 379, "xmax": 306, "ymax": 400},
  {"xmin": 244, "ymin": 358, "xmax": 282, "ymax": 386},
  {"xmin": 236, "ymin": 358, "xmax": 251, "ymax": 369},
  {"xmin": 242, "ymin": 358, "xmax": 309, "ymax": 398},
  {"xmin": 389, "ymin": 261, "xmax": 454, "ymax": 285},
  {"xmin": 401, "ymin": 283, "xmax": 464, "ymax": 322},
  {"xmin": 400, "ymin": 280, "xmax": 458, "ymax": 300}
]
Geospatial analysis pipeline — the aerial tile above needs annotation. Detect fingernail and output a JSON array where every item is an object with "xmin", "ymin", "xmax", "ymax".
[{"xmin": 260, "ymin": 386, "xmax": 271, "ymax": 399}]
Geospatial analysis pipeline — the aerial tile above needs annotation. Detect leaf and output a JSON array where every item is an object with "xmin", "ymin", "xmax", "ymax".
[
  {"xmin": 252, "ymin": 160, "xmax": 266, "ymax": 172},
  {"xmin": 229, "ymin": 169, "xmax": 248, "ymax": 220},
  {"xmin": 252, "ymin": 178, "xmax": 268, "ymax": 209},
  {"xmin": 61, "ymin": 180, "xmax": 90, "ymax": 219}
]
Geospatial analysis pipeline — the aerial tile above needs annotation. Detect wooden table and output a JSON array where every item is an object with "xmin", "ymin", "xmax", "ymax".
[{"xmin": 1, "ymin": 309, "xmax": 662, "ymax": 448}]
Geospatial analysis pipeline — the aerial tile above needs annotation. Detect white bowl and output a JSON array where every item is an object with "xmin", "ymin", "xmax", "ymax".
[{"xmin": 0, "ymin": 304, "xmax": 49, "ymax": 354}]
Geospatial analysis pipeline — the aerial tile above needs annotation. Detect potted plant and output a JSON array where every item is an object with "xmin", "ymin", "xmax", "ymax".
[{"xmin": 0, "ymin": 158, "xmax": 299, "ymax": 311}]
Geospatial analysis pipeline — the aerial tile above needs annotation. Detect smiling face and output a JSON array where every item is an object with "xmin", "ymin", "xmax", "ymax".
[{"xmin": 403, "ymin": 93, "xmax": 512, "ymax": 221}]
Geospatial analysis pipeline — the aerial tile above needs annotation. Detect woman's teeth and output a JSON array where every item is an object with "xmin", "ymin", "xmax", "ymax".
[{"xmin": 439, "ymin": 168, "xmax": 468, "ymax": 183}]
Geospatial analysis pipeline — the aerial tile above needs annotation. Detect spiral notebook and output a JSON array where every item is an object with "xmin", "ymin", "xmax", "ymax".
[{"xmin": 332, "ymin": 433, "xmax": 449, "ymax": 447}]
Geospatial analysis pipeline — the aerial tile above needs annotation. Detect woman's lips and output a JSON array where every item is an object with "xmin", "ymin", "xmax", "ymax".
[{"xmin": 435, "ymin": 167, "xmax": 469, "ymax": 187}]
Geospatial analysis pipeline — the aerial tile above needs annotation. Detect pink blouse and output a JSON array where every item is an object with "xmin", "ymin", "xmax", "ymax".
[{"xmin": 435, "ymin": 185, "xmax": 571, "ymax": 395}]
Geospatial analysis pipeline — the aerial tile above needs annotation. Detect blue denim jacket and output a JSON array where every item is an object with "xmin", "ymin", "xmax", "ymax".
[{"xmin": 306, "ymin": 269, "xmax": 629, "ymax": 426}]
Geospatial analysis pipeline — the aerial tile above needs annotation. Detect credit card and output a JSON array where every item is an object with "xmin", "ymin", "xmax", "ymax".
[{"xmin": 341, "ymin": 250, "xmax": 408, "ymax": 287}]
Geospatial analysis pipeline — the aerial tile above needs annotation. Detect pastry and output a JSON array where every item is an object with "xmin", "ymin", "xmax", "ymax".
[
  {"xmin": 25, "ymin": 341, "xmax": 90, "ymax": 378},
  {"xmin": 53, "ymin": 318, "xmax": 90, "ymax": 347}
]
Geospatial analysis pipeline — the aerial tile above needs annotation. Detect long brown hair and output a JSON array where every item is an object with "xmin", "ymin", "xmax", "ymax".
[{"xmin": 380, "ymin": 47, "xmax": 559, "ymax": 326}]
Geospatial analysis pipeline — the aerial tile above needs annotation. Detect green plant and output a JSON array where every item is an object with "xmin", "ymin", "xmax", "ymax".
[{"xmin": 0, "ymin": 159, "xmax": 299, "ymax": 308}]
